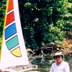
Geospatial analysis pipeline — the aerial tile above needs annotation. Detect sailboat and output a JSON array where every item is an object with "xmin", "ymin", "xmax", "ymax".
[{"xmin": 0, "ymin": 0, "xmax": 38, "ymax": 71}]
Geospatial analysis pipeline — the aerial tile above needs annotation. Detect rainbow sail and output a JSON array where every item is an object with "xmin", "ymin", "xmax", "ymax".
[{"xmin": 0, "ymin": 0, "xmax": 29, "ymax": 68}]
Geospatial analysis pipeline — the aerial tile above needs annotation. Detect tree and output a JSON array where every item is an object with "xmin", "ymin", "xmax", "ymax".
[
  {"xmin": 18, "ymin": 0, "xmax": 71, "ymax": 51},
  {"xmin": 0, "ymin": 0, "xmax": 71, "ymax": 51}
]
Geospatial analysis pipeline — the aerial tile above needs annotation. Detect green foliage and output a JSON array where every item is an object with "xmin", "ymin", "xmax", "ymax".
[
  {"xmin": 0, "ymin": 0, "xmax": 6, "ymax": 49},
  {"xmin": 66, "ymin": 2, "xmax": 72, "ymax": 31},
  {"xmin": 68, "ymin": 0, "xmax": 72, "ymax": 3},
  {"xmin": 18, "ymin": 0, "xmax": 71, "ymax": 51},
  {"xmin": 0, "ymin": 0, "xmax": 71, "ymax": 51}
]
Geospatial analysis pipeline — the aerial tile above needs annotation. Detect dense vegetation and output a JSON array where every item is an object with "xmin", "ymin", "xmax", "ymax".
[
  {"xmin": 0, "ymin": 0, "xmax": 72, "ymax": 52},
  {"xmin": 0, "ymin": 0, "xmax": 6, "ymax": 50},
  {"xmin": 18, "ymin": 0, "xmax": 72, "ymax": 51}
]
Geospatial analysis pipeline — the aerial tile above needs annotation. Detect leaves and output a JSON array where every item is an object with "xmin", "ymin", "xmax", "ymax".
[
  {"xmin": 0, "ymin": 0, "xmax": 6, "ymax": 49},
  {"xmin": 18, "ymin": 0, "xmax": 72, "ymax": 51},
  {"xmin": 0, "ymin": 0, "xmax": 72, "ymax": 51}
]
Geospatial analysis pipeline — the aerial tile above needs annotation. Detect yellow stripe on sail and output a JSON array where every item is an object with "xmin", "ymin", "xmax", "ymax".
[{"xmin": 11, "ymin": 47, "xmax": 22, "ymax": 57}]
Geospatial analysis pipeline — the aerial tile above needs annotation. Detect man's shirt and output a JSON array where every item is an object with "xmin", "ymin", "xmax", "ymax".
[{"xmin": 49, "ymin": 61, "xmax": 70, "ymax": 72}]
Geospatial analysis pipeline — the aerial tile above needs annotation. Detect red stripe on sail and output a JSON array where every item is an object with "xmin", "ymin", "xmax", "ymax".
[{"xmin": 6, "ymin": 12, "xmax": 15, "ymax": 26}]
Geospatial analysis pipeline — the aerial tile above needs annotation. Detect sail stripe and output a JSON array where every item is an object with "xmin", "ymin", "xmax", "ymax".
[
  {"xmin": 5, "ymin": 23, "xmax": 17, "ymax": 40},
  {"xmin": 6, "ymin": 36, "xmax": 19, "ymax": 50},
  {"xmin": 6, "ymin": 12, "xmax": 15, "ymax": 26},
  {"xmin": 7, "ymin": 0, "xmax": 13, "ymax": 12}
]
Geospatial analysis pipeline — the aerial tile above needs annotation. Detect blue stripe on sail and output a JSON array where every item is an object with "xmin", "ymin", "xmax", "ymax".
[{"xmin": 5, "ymin": 23, "xmax": 17, "ymax": 40}]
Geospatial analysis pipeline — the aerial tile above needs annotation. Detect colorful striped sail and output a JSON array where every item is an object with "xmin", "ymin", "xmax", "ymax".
[{"xmin": 0, "ymin": 0, "xmax": 29, "ymax": 68}]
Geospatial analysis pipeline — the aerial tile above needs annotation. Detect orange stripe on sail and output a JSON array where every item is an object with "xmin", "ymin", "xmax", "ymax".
[{"xmin": 7, "ymin": 0, "xmax": 13, "ymax": 12}]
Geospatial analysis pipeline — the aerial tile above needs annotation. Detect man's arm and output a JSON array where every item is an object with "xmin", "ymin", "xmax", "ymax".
[
  {"xmin": 64, "ymin": 62, "xmax": 70, "ymax": 72},
  {"xmin": 49, "ymin": 64, "xmax": 54, "ymax": 72}
]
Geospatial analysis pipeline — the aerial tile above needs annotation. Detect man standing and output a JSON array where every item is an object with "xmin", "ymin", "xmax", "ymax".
[{"xmin": 49, "ymin": 52, "xmax": 70, "ymax": 72}]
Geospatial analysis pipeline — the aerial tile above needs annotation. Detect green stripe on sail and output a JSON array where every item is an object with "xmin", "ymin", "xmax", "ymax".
[{"xmin": 6, "ymin": 36, "xmax": 19, "ymax": 50}]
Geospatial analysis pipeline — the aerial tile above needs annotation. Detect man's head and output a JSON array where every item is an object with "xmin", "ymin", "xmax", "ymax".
[{"xmin": 53, "ymin": 52, "xmax": 63, "ymax": 63}]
